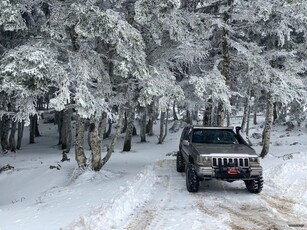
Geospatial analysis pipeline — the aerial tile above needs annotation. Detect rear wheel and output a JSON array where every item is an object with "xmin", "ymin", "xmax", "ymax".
[
  {"xmin": 245, "ymin": 177, "xmax": 263, "ymax": 193},
  {"xmin": 176, "ymin": 151, "xmax": 185, "ymax": 172},
  {"xmin": 186, "ymin": 163, "xmax": 199, "ymax": 192}
]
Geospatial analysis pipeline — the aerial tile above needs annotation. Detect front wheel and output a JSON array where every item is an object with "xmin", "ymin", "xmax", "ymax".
[
  {"xmin": 245, "ymin": 177, "xmax": 263, "ymax": 193},
  {"xmin": 186, "ymin": 163, "xmax": 199, "ymax": 192},
  {"xmin": 176, "ymin": 151, "xmax": 185, "ymax": 172}
]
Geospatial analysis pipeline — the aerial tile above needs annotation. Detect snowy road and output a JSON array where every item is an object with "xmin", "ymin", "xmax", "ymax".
[{"xmin": 66, "ymin": 156, "xmax": 307, "ymax": 230}]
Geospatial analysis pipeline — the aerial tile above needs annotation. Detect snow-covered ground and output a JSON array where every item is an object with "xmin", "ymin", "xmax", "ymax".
[{"xmin": 0, "ymin": 117, "xmax": 307, "ymax": 230}]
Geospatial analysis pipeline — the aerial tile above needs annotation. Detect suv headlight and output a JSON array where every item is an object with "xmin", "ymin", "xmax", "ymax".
[
  {"xmin": 250, "ymin": 157, "xmax": 261, "ymax": 164},
  {"xmin": 197, "ymin": 155, "xmax": 211, "ymax": 166}
]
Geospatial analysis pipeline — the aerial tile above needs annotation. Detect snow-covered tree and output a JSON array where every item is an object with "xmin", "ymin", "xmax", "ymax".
[
  {"xmin": 0, "ymin": 0, "xmax": 26, "ymax": 31},
  {"xmin": 0, "ymin": 42, "xmax": 67, "ymax": 124}
]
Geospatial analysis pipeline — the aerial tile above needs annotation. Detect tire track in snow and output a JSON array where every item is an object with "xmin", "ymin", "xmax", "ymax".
[
  {"xmin": 123, "ymin": 160, "xmax": 171, "ymax": 230},
  {"xmin": 194, "ymin": 187, "xmax": 306, "ymax": 230},
  {"xmin": 124, "ymin": 159, "xmax": 213, "ymax": 230}
]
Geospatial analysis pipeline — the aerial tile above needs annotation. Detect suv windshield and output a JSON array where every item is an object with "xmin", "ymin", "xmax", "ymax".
[{"xmin": 192, "ymin": 129, "xmax": 239, "ymax": 144}]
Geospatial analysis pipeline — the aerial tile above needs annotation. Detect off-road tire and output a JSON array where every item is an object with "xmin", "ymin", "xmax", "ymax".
[
  {"xmin": 186, "ymin": 163, "xmax": 199, "ymax": 192},
  {"xmin": 245, "ymin": 176, "xmax": 263, "ymax": 193},
  {"xmin": 176, "ymin": 151, "xmax": 185, "ymax": 172}
]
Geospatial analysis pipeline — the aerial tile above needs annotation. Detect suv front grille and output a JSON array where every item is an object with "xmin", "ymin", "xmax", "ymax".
[{"xmin": 212, "ymin": 157, "xmax": 249, "ymax": 168}]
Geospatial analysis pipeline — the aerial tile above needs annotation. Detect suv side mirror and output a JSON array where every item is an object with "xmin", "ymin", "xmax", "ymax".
[{"xmin": 182, "ymin": 140, "xmax": 190, "ymax": 146}]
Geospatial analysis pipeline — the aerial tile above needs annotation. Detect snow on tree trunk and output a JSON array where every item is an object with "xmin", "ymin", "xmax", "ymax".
[
  {"xmin": 9, "ymin": 120, "xmax": 17, "ymax": 152},
  {"xmin": 75, "ymin": 115, "xmax": 87, "ymax": 168},
  {"xmin": 0, "ymin": 115, "xmax": 10, "ymax": 151},
  {"xmin": 158, "ymin": 108, "xmax": 169, "ymax": 144},
  {"xmin": 139, "ymin": 106, "xmax": 147, "ymax": 142},
  {"xmin": 101, "ymin": 107, "xmax": 124, "ymax": 167},
  {"xmin": 16, "ymin": 120, "xmax": 24, "ymax": 150},
  {"xmin": 61, "ymin": 108, "xmax": 72, "ymax": 152},
  {"xmin": 123, "ymin": 107, "xmax": 135, "ymax": 152},
  {"xmin": 260, "ymin": 91, "xmax": 273, "ymax": 158},
  {"xmin": 89, "ymin": 121, "xmax": 101, "ymax": 171}
]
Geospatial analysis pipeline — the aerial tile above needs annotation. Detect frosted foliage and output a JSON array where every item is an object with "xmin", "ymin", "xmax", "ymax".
[
  {"xmin": 233, "ymin": 0, "xmax": 307, "ymax": 47},
  {"xmin": 0, "ymin": 43, "xmax": 67, "ymax": 124},
  {"xmin": 65, "ymin": 4, "xmax": 148, "ymax": 80},
  {"xmin": 67, "ymin": 50, "xmax": 110, "ymax": 119},
  {"xmin": 135, "ymin": 0, "xmax": 210, "ymax": 44},
  {"xmin": 189, "ymin": 65, "xmax": 231, "ymax": 111},
  {"xmin": 138, "ymin": 67, "xmax": 184, "ymax": 110},
  {"xmin": 0, "ymin": 0, "xmax": 26, "ymax": 31},
  {"xmin": 271, "ymin": 69, "xmax": 306, "ymax": 105},
  {"xmin": 231, "ymin": 39, "xmax": 306, "ymax": 105},
  {"xmin": 231, "ymin": 40, "xmax": 270, "ymax": 86},
  {"xmin": 152, "ymin": 40, "xmax": 209, "ymax": 68},
  {"xmin": 49, "ymin": 84, "xmax": 71, "ymax": 112}
]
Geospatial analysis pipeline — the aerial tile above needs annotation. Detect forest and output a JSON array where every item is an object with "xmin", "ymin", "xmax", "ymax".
[{"xmin": 0, "ymin": 0, "xmax": 306, "ymax": 171}]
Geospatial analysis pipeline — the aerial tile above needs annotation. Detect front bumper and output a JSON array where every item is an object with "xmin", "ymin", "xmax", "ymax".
[{"xmin": 196, "ymin": 165, "xmax": 262, "ymax": 180}]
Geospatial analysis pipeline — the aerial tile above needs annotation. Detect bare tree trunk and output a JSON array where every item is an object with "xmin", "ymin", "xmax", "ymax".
[
  {"xmin": 260, "ymin": 91, "xmax": 273, "ymax": 158},
  {"xmin": 123, "ymin": 107, "xmax": 135, "ymax": 151},
  {"xmin": 104, "ymin": 119, "xmax": 112, "ymax": 138},
  {"xmin": 121, "ymin": 112, "xmax": 128, "ymax": 133},
  {"xmin": 226, "ymin": 112, "xmax": 231, "ymax": 127},
  {"xmin": 101, "ymin": 107, "xmax": 124, "ymax": 167},
  {"xmin": 29, "ymin": 115, "xmax": 36, "ymax": 144},
  {"xmin": 253, "ymin": 97, "xmax": 258, "ymax": 125},
  {"xmin": 217, "ymin": 102, "xmax": 225, "ymax": 126},
  {"xmin": 139, "ymin": 106, "xmax": 147, "ymax": 142},
  {"xmin": 186, "ymin": 110, "xmax": 192, "ymax": 125},
  {"xmin": 61, "ymin": 108, "xmax": 72, "ymax": 152},
  {"xmin": 98, "ymin": 113, "xmax": 107, "ymax": 138},
  {"xmin": 241, "ymin": 96, "xmax": 249, "ymax": 132},
  {"xmin": 158, "ymin": 111, "xmax": 166, "ymax": 144},
  {"xmin": 9, "ymin": 120, "xmax": 17, "ymax": 152},
  {"xmin": 75, "ymin": 115, "xmax": 87, "ymax": 168},
  {"xmin": 203, "ymin": 104, "xmax": 211, "ymax": 126},
  {"xmin": 173, "ymin": 101, "xmax": 178, "ymax": 121},
  {"xmin": 35, "ymin": 114, "xmax": 40, "ymax": 137},
  {"xmin": 146, "ymin": 102, "xmax": 154, "ymax": 136},
  {"xmin": 55, "ymin": 111, "xmax": 63, "ymax": 145},
  {"xmin": 246, "ymin": 103, "xmax": 251, "ymax": 136},
  {"xmin": 0, "ymin": 115, "xmax": 10, "ymax": 151},
  {"xmin": 211, "ymin": 106, "xmax": 217, "ymax": 126},
  {"xmin": 89, "ymin": 120, "xmax": 101, "ymax": 171},
  {"xmin": 193, "ymin": 109, "xmax": 198, "ymax": 122},
  {"xmin": 16, "ymin": 121, "xmax": 24, "ymax": 150},
  {"xmin": 158, "ymin": 108, "xmax": 169, "ymax": 144}
]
